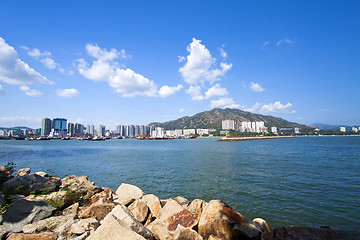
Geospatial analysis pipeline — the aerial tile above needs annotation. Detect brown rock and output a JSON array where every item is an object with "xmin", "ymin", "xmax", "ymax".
[
  {"xmin": 166, "ymin": 209, "xmax": 199, "ymax": 231},
  {"xmin": 78, "ymin": 202, "xmax": 116, "ymax": 221},
  {"xmin": 187, "ymin": 199, "xmax": 208, "ymax": 217},
  {"xmin": 149, "ymin": 219, "xmax": 174, "ymax": 240},
  {"xmin": 15, "ymin": 168, "xmax": 31, "ymax": 177},
  {"xmin": 62, "ymin": 202, "xmax": 79, "ymax": 216},
  {"xmin": 86, "ymin": 188, "xmax": 114, "ymax": 205},
  {"xmin": 273, "ymin": 226, "xmax": 360, "ymax": 240},
  {"xmin": 173, "ymin": 225, "xmax": 203, "ymax": 240},
  {"xmin": 129, "ymin": 199, "xmax": 149, "ymax": 223},
  {"xmin": 141, "ymin": 194, "xmax": 162, "ymax": 218},
  {"xmin": 6, "ymin": 233, "xmax": 56, "ymax": 240},
  {"xmin": 115, "ymin": 183, "xmax": 145, "ymax": 205},
  {"xmin": 172, "ymin": 196, "xmax": 190, "ymax": 208},
  {"xmin": 208, "ymin": 235, "xmax": 223, "ymax": 240},
  {"xmin": 198, "ymin": 200, "xmax": 261, "ymax": 240},
  {"xmin": 159, "ymin": 199, "xmax": 184, "ymax": 221}
]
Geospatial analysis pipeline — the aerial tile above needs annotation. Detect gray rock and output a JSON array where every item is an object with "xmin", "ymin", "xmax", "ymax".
[
  {"xmin": 60, "ymin": 175, "xmax": 100, "ymax": 200},
  {"xmin": 3, "ymin": 174, "xmax": 59, "ymax": 196},
  {"xmin": 70, "ymin": 218, "xmax": 99, "ymax": 235},
  {"xmin": 35, "ymin": 171, "xmax": 49, "ymax": 178},
  {"xmin": 1, "ymin": 199, "xmax": 55, "ymax": 233},
  {"xmin": 0, "ymin": 166, "xmax": 13, "ymax": 184},
  {"xmin": 0, "ymin": 225, "xmax": 8, "ymax": 240},
  {"xmin": 15, "ymin": 168, "xmax": 31, "ymax": 177},
  {"xmin": 0, "ymin": 191, "xmax": 6, "ymax": 208},
  {"xmin": 22, "ymin": 215, "xmax": 74, "ymax": 234}
]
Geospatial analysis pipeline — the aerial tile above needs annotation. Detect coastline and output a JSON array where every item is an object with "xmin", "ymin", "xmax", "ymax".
[{"xmin": 217, "ymin": 135, "xmax": 295, "ymax": 141}]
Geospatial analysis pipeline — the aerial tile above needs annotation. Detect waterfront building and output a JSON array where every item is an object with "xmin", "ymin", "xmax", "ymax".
[
  {"xmin": 352, "ymin": 127, "xmax": 358, "ymax": 132},
  {"xmin": 271, "ymin": 127, "xmax": 278, "ymax": 134},
  {"xmin": 183, "ymin": 129, "xmax": 196, "ymax": 136},
  {"xmin": 340, "ymin": 127, "xmax": 346, "ymax": 132},
  {"xmin": 52, "ymin": 118, "xmax": 67, "ymax": 137},
  {"xmin": 197, "ymin": 129, "xmax": 209, "ymax": 136},
  {"xmin": 35, "ymin": 128, "xmax": 41, "ymax": 136},
  {"xmin": 89, "ymin": 125, "xmax": 95, "ymax": 137},
  {"xmin": 41, "ymin": 117, "xmax": 52, "ymax": 136},
  {"xmin": 97, "ymin": 125, "xmax": 106, "ymax": 136},
  {"xmin": 67, "ymin": 123, "xmax": 75, "ymax": 136},
  {"xmin": 222, "ymin": 120, "xmax": 235, "ymax": 130},
  {"xmin": 75, "ymin": 123, "xmax": 84, "ymax": 136},
  {"xmin": 294, "ymin": 128, "xmax": 300, "ymax": 134}
]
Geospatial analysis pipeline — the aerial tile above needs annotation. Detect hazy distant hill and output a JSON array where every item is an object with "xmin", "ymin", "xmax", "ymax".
[
  {"xmin": 310, "ymin": 123, "xmax": 359, "ymax": 131},
  {"xmin": 150, "ymin": 108, "xmax": 313, "ymax": 132}
]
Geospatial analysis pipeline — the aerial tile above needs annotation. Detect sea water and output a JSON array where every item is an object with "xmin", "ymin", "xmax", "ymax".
[{"xmin": 0, "ymin": 136, "xmax": 359, "ymax": 230}]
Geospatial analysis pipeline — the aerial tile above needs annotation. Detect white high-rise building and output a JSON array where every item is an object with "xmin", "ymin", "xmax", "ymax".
[
  {"xmin": 340, "ymin": 127, "xmax": 346, "ymax": 132},
  {"xmin": 271, "ymin": 127, "xmax": 278, "ymax": 133},
  {"xmin": 222, "ymin": 120, "xmax": 235, "ymax": 130}
]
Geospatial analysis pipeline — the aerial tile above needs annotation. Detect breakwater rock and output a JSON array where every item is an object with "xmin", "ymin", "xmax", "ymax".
[{"xmin": 0, "ymin": 167, "xmax": 359, "ymax": 240}]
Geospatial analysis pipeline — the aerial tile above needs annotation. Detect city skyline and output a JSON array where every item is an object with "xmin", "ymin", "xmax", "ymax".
[{"xmin": 1, "ymin": 1, "xmax": 359, "ymax": 129}]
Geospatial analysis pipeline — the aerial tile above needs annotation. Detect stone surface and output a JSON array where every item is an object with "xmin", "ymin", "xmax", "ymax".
[
  {"xmin": 187, "ymin": 199, "xmax": 208, "ymax": 217},
  {"xmin": 0, "ymin": 166, "xmax": 13, "ymax": 184},
  {"xmin": 272, "ymin": 226, "xmax": 360, "ymax": 240},
  {"xmin": 87, "ymin": 214, "xmax": 146, "ymax": 240},
  {"xmin": 70, "ymin": 218, "xmax": 99, "ymax": 235},
  {"xmin": 252, "ymin": 218, "xmax": 272, "ymax": 234},
  {"xmin": 78, "ymin": 202, "xmax": 116, "ymax": 221},
  {"xmin": 62, "ymin": 202, "xmax": 79, "ymax": 216},
  {"xmin": 149, "ymin": 219, "xmax": 174, "ymax": 240},
  {"xmin": 159, "ymin": 199, "xmax": 184, "ymax": 221},
  {"xmin": 172, "ymin": 196, "xmax": 190, "ymax": 208},
  {"xmin": 198, "ymin": 200, "xmax": 261, "ymax": 240},
  {"xmin": 15, "ymin": 168, "xmax": 31, "ymax": 177},
  {"xmin": 141, "ymin": 194, "xmax": 162, "ymax": 218},
  {"xmin": 166, "ymin": 209, "xmax": 199, "ymax": 231},
  {"xmin": 0, "ymin": 191, "xmax": 6, "ymax": 208},
  {"xmin": 173, "ymin": 225, "xmax": 203, "ymax": 240},
  {"xmin": 1, "ymin": 199, "xmax": 55, "ymax": 233},
  {"xmin": 35, "ymin": 172, "xmax": 49, "ymax": 178},
  {"xmin": 3, "ymin": 174, "xmax": 58, "ymax": 196},
  {"xmin": 107, "ymin": 204, "xmax": 154, "ymax": 239},
  {"xmin": 6, "ymin": 233, "xmax": 56, "ymax": 240},
  {"xmin": 0, "ymin": 225, "xmax": 8, "ymax": 240},
  {"xmin": 60, "ymin": 175, "xmax": 100, "ymax": 200},
  {"xmin": 128, "ymin": 199, "xmax": 149, "ymax": 223},
  {"xmin": 22, "ymin": 215, "xmax": 74, "ymax": 234},
  {"xmin": 115, "ymin": 183, "xmax": 145, "ymax": 205}
]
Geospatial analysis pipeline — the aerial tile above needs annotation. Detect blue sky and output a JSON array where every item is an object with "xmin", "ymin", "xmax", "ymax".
[{"xmin": 0, "ymin": 1, "xmax": 359, "ymax": 129}]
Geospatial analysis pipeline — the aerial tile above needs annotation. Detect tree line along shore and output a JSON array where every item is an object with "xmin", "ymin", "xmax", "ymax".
[{"xmin": 0, "ymin": 164, "xmax": 359, "ymax": 240}]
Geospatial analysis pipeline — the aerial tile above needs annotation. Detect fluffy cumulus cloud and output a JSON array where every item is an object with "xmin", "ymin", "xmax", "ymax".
[
  {"xmin": 260, "ymin": 101, "xmax": 295, "ymax": 113},
  {"xmin": 210, "ymin": 97, "xmax": 240, "ymax": 108},
  {"xmin": 0, "ymin": 37, "xmax": 53, "ymax": 86},
  {"xmin": 19, "ymin": 86, "xmax": 43, "ymax": 97},
  {"xmin": 250, "ymin": 82, "xmax": 266, "ymax": 92},
  {"xmin": 185, "ymin": 85, "xmax": 204, "ymax": 101},
  {"xmin": 204, "ymin": 83, "xmax": 228, "ymax": 99},
  {"xmin": 179, "ymin": 38, "xmax": 232, "ymax": 85},
  {"xmin": 57, "ymin": 88, "xmax": 80, "ymax": 98},
  {"xmin": 77, "ymin": 43, "xmax": 157, "ymax": 98},
  {"xmin": 158, "ymin": 84, "xmax": 183, "ymax": 98}
]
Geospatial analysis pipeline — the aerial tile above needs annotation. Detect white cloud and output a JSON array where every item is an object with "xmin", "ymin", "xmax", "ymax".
[
  {"xmin": 178, "ymin": 56, "xmax": 186, "ymax": 62},
  {"xmin": 0, "ymin": 37, "xmax": 53, "ymax": 86},
  {"xmin": 185, "ymin": 85, "xmax": 204, "ymax": 101},
  {"xmin": 179, "ymin": 108, "xmax": 184, "ymax": 113},
  {"xmin": 40, "ymin": 57, "xmax": 57, "ymax": 69},
  {"xmin": 158, "ymin": 84, "xmax": 183, "ymax": 98},
  {"xmin": 260, "ymin": 101, "xmax": 295, "ymax": 113},
  {"xmin": 78, "ymin": 43, "xmax": 157, "ymax": 98},
  {"xmin": 250, "ymin": 82, "xmax": 266, "ymax": 92},
  {"xmin": 262, "ymin": 41, "xmax": 270, "ymax": 49},
  {"xmin": 19, "ymin": 85, "xmax": 43, "ymax": 97},
  {"xmin": 219, "ymin": 47, "xmax": 228, "ymax": 59},
  {"xmin": 179, "ymin": 38, "xmax": 232, "ymax": 85},
  {"xmin": 57, "ymin": 88, "xmax": 80, "ymax": 98},
  {"xmin": 276, "ymin": 37, "xmax": 295, "ymax": 46},
  {"xmin": 0, "ymin": 116, "xmax": 41, "ymax": 128},
  {"xmin": 27, "ymin": 48, "xmax": 51, "ymax": 59},
  {"xmin": 204, "ymin": 83, "xmax": 228, "ymax": 99},
  {"xmin": 0, "ymin": 84, "xmax": 4, "ymax": 96},
  {"xmin": 210, "ymin": 97, "xmax": 240, "ymax": 108},
  {"xmin": 245, "ymin": 102, "xmax": 262, "ymax": 112}
]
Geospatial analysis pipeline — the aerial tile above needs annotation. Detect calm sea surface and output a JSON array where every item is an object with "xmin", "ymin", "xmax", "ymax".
[{"xmin": 0, "ymin": 136, "xmax": 359, "ymax": 230}]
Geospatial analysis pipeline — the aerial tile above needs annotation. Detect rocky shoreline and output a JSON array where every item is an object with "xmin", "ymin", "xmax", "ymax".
[{"xmin": 0, "ymin": 166, "xmax": 359, "ymax": 240}]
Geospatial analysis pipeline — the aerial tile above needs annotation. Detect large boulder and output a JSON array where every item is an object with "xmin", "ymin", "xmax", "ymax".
[
  {"xmin": 141, "ymin": 194, "xmax": 162, "ymax": 218},
  {"xmin": 0, "ymin": 165, "xmax": 14, "ymax": 184},
  {"xmin": 128, "ymin": 199, "xmax": 149, "ymax": 223},
  {"xmin": 173, "ymin": 225, "xmax": 203, "ymax": 240},
  {"xmin": 187, "ymin": 199, "xmax": 208, "ymax": 217},
  {"xmin": 26, "ymin": 189, "xmax": 82, "ymax": 210},
  {"xmin": 87, "ymin": 214, "xmax": 146, "ymax": 240},
  {"xmin": 22, "ymin": 215, "xmax": 74, "ymax": 234},
  {"xmin": 15, "ymin": 168, "xmax": 31, "ymax": 177},
  {"xmin": 60, "ymin": 175, "xmax": 100, "ymax": 200},
  {"xmin": 198, "ymin": 200, "xmax": 261, "ymax": 240},
  {"xmin": 70, "ymin": 218, "xmax": 99, "ymax": 235},
  {"xmin": 77, "ymin": 188, "xmax": 116, "ymax": 221},
  {"xmin": 3, "ymin": 174, "xmax": 59, "ymax": 196},
  {"xmin": 107, "ymin": 204, "xmax": 154, "ymax": 239},
  {"xmin": 115, "ymin": 183, "xmax": 145, "ymax": 205},
  {"xmin": 172, "ymin": 196, "xmax": 190, "ymax": 208},
  {"xmin": 6, "ymin": 233, "xmax": 57, "ymax": 240},
  {"xmin": 1, "ymin": 199, "xmax": 55, "ymax": 233},
  {"xmin": 272, "ymin": 226, "xmax": 360, "ymax": 240},
  {"xmin": 159, "ymin": 199, "xmax": 184, "ymax": 221}
]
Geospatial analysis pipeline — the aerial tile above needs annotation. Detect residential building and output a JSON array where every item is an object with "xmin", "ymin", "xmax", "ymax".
[
  {"xmin": 41, "ymin": 117, "xmax": 52, "ymax": 136},
  {"xmin": 340, "ymin": 127, "xmax": 346, "ymax": 132}
]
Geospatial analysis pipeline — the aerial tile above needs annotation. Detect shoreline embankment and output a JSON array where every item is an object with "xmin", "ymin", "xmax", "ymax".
[
  {"xmin": 217, "ymin": 136, "xmax": 295, "ymax": 141},
  {"xmin": 0, "ymin": 166, "xmax": 359, "ymax": 240}
]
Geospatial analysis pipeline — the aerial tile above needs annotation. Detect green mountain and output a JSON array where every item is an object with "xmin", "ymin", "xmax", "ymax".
[{"xmin": 150, "ymin": 108, "xmax": 313, "ymax": 132}]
